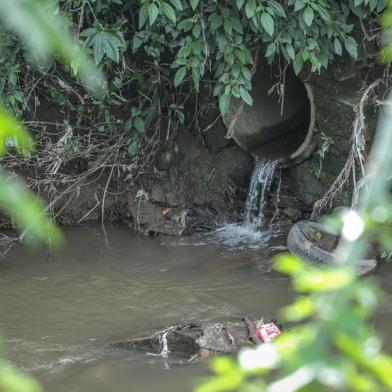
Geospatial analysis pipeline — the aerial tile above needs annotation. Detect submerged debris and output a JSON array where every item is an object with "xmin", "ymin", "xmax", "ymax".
[{"xmin": 113, "ymin": 319, "xmax": 283, "ymax": 362}]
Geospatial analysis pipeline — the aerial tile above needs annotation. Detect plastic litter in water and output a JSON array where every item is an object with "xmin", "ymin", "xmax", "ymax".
[{"xmin": 256, "ymin": 322, "xmax": 281, "ymax": 343}]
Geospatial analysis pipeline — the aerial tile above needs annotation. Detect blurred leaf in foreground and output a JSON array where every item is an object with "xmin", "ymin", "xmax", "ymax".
[
  {"xmin": 0, "ymin": 105, "xmax": 63, "ymax": 246},
  {"xmin": 0, "ymin": 362, "xmax": 42, "ymax": 392},
  {"xmin": 0, "ymin": 0, "xmax": 104, "ymax": 95}
]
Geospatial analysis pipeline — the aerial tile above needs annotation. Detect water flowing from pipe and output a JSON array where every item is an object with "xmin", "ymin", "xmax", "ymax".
[
  {"xmin": 196, "ymin": 158, "xmax": 280, "ymax": 250},
  {"xmin": 243, "ymin": 159, "xmax": 278, "ymax": 230}
]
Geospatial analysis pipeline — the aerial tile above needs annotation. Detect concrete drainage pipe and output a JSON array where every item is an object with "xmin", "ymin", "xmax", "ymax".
[{"xmin": 223, "ymin": 62, "xmax": 316, "ymax": 167}]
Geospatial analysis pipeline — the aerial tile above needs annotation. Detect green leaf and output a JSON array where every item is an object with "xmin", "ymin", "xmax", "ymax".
[
  {"xmin": 170, "ymin": 0, "xmax": 183, "ymax": 10},
  {"xmin": 0, "ymin": 106, "xmax": 32, "ymax": 157},
  {"xmin": 286, "ymin": 44, "xmax": 295, "ymax": 60},
  {"xmin": 239, "ymin": 87, "xmax": 253, "ymax": 106},
  {"xmin": 81, "ymin": 26, "xmax": 126, "ymax": 64},
  {"xmin": 345, "ymin": 36, "xmax": 358, "ymax": 59},
  {"xmin": 303, "ymin": 6, "xmax": 314, "ymax": 26},
  {"xmin": 134, "ymin": 117, "xmax": 145, "ymax": 133},
  {"xmin": 178, "ymin": 19, "xmax": 193, "ymax": 31},
  {"xmin": 224, "ymin": 19, "xmax": 233, "ymax": 36},
  {"xmin": 211, "ymin": 357, "xmax": 238, "ymax": 375},
  {"xmin": 0, "ymin": 363, "xmax": 43, "ymax": 392},
  {"xmin": 245, "ymin": 0, "xmax": 256, "ymax": 18},
  {"xmin": 231, "ymin": 17, "xmax": 243, "ymax": 34},
  {"xmin": 294, "ymin": 0, "xmax": 306, "ymax": 11},
  {"xmin": 265, "ymin": 42, "xmax": 276, "ymax": 57},
  {"xmin": 274, "ymin": 254, "xmax": 304, "ymax": 275},
  {"xmin": 0, "ymin": 172, "xmax": 63, "ymax": 246},
  {"xmin": 309, "ymin": 53, "xmax": 321, "ymax": 69},
  {"xmin": 232, "ymin": 86, "xmax": 241, "ymax": 98},
  {"xmin": 139, "ymin": 2, "xmax": 149, "ymax": 27},
  {"xmin": 210, "ymin": 14, "xmax": 223, "ymax": 30},
  {"xmin": 0, "ymin": 106, "xmax": 62, "ymax": 246},
  {"xmin": 178, "ymin": 45, "xmax": 192, "ymax": 58},
  {"xmin": 148, "ymin": 3, "xmax": 159, "ymax": 25},
  {"xmin": 219, "ymin": 94, "xmax": 230, "ymax": 115},
  {"xmin": 124, "ymin": 119, "xmax": 133, "ymax": 132},
  {"xmin": 189, "ymin": 0, "xmax": 199, "ymax": 11},
  {"xmin": 282, "ymin": 296, "xmax": 315, "ymax": 322},
  {"xmin": 236, "ymin": 0, "xmax": 245, "ymax": 9},
  {"xmin": 293, "ymin": 53, "xmax": 304, "ymax": 76},
  {"xmin": 260, "ymin": 12, "xmax": 274, "ymax": 36},
  {"xmin": 0, "ymin": 0, "xmax": 103, "ymax": 94},
  {"xmin": 174, "ymin": 66, "xmax": 187, "ymax": 87},
  {"xmin": 334, "ymin": 37, "xmax": 343, "ymax": 56},
  {"xmin": 162, "ymin": 2, "xmax": 176, "ymax": 23},
  {"xmin": 128, "ymin": 139, "xmax": 140, "ymax": 156},
  {"xmin": 269, "ymin": 0, "xmax": 286, "ymax": 17},
  {"xmin": 235, "ymin": 49, "xmax": 246, "ymax": 64},
  {"xmin": 192, "ymin": 23, "xmax": 201, "ymax": 38},
  {"xmin": 294, "ymin": 268, "xmax": 355, "ymax": 292},
  {"xmin": 192, "ymin": 67, "xmax": 200, "ymax": 93},
  {"xmin": 219, "ymin": 73, "xmax": 230, "ymax": 84},
  {"xmin": 241, "ymin": 66, "xmax": 252, "ymax": 81}
]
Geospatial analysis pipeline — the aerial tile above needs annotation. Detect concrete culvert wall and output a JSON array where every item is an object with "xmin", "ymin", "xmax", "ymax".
[{"xmin": 223, "ymin": 61, "xmax": 315, "ymax": 165}]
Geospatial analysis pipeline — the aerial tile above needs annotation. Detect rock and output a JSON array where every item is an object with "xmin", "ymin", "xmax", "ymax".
[
  {"xmin": 214, "ymin": 145, "xmax": 254, "ymax": 188},
  {"xmin": 127, "ymin": 194, "xmax": 187, "ymax": 236},
  {"xmin": 150, "ymin": 183, "xmax": 166, "ymax": 204},
  {"xmin": 198, "ymin": 97, "xmax": 232, "ymax": 153},
  {"xmin": 288, "ymin": 158, "xmax": 353, "ymax": 206},
  {"xmin": 202, "ymin": 114, "xmax": 232, "ymax": 153},
  {"xmin": 282, "ymin": 207, "xmax": 301, "ymax": 221}
]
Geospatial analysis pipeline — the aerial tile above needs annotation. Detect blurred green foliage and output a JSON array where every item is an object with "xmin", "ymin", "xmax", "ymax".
[
  {"xmin": 0, "ymin": 363, "xmax": 42, "ymax": 392},
  {"xmin": 0, "ymin": 2, "xmax": 103, "ymax": 390},
  {"xmin": 0, "ymin": 106, "xmax": 63, "ymax": 246},
  {"xmin": 0, "ymin": 0, "xmax": 103, "ymax": 93}
]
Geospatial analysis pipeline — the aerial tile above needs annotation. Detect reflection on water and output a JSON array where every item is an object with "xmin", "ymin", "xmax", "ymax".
[{"xmin": 0, "ymin": 223, "xmax": 392, "ymax": 392}]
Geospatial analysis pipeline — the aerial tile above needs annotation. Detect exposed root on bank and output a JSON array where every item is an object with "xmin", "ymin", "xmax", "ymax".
[
  {"xmin": 0, "ymin": 233, "xmax": 20, "ymax": 261},
  {"xmin": 311, "ymin": 78, "xmax": 383, "ymax": 219},
  {"xmin": 0, "ymin": 119, "xmax": 161, "ymax": 237}
]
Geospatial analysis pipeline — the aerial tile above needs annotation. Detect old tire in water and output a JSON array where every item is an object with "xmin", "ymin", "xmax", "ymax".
[{"xmin": 287, "ymin": 220, "xmax": 377, "ymax": 277}]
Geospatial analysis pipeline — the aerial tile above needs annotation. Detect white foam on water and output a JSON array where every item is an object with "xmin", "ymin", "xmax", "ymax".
[{"xmin": 208, "ymin": 223, "xmax": 277, "ymax": 250}]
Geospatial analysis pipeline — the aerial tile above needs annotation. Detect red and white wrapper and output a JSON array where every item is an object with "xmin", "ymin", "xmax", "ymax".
[{"xmin": 256, "ymin": 322, "xmax": 281, "ymax": 343}]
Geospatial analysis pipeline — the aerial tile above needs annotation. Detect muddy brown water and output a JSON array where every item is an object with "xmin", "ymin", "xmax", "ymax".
[{"xmin": 1, "ymin": 223, "xmax": 392, "ymax": 392}]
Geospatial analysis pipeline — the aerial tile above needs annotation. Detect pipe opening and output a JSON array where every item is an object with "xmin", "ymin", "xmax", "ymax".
[{"xmin": 223, "ymin": 62, "xmax": 315, "ymax": 166}]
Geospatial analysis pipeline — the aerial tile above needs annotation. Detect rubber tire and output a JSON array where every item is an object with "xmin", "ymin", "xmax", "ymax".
[{"xmin": 287, "ymin": 220, "xmax": 376, "ymax": 277}]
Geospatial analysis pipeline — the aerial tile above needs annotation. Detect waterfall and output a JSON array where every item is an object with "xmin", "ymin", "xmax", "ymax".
[
  {"xmin": 198, "ymin": 158, "xmax": 281, "ymax": 250},
  {"xmin": 243, "ymin": 159, "xmax": 278, "ymax": 230}
]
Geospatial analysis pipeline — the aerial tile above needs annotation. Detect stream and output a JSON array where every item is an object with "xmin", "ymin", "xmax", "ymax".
[{"xmin": 1, "ymin": 223, "xmax": 392, "ymax": 392}]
